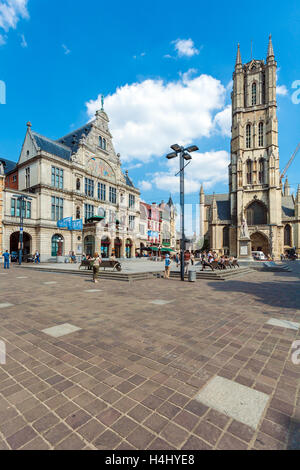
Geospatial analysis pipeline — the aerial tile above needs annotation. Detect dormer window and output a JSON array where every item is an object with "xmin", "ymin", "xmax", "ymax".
[{"xmin": 99, "ymin": 136, "xmax": 107, "ymax": 150}]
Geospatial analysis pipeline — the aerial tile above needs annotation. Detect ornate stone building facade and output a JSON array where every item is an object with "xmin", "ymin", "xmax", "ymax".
[
  {"xmin": 200, "ymin": 37, "xmax": 300, "ymax": 259},
  {"xmin": 1, "ymin": 107, "xmax": 141, "ymax": 260}
]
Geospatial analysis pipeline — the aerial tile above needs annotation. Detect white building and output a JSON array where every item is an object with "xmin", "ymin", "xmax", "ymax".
[{"xmin": 2, "ymin": 106, "xmax": 141, "ymax": 260}]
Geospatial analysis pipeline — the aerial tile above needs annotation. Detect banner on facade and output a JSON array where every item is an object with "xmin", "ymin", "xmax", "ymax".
[
  {"xmin": 57, "ymin": 217, "xmax": 72, "ymax": 229},
  {"xmin": 57, "ymin": 217, "xmax": 83, "ymax": 231},
  {"xmin": 72, "ymin": 219, "xmax": 83, "ymax": 230}
]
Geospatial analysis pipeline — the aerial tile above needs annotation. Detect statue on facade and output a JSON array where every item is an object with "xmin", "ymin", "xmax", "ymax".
[{"xmin": 240, "ymin": 217, "xmax": 250, "ymax": 238}]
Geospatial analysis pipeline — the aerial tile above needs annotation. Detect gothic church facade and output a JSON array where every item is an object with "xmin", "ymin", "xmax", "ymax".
[{"xmin": 200, "ymin": 36, "xmax": 300, "ymax": 259}]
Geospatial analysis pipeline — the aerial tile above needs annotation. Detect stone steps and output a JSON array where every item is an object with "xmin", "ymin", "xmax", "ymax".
[
  {"xmin": 170, "ymin": 267, "xmax": 254, "ymax": 281},
  {"xmin": 16, "ymin": 265, "xmax": 155, "ymax": 282}
]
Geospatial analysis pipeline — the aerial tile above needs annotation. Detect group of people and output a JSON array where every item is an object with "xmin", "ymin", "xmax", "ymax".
[
  {"xmin": 1, "ymin": 250, "xmax": 40, "ymax": 268},
  {"xmin": 200, "ymin": 251, "xmax": 237, "ymax": 271}
]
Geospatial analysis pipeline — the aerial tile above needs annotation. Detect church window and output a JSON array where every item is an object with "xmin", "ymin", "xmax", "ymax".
[
  {"xmin": 252, "ymin": 82, "xmax": 257, "ymax": 105},
  {"xmin": 246, "ymin": 159, "xmax": 252, "ymax": 184},
  {"xmin": 76, "ymin": 178, "xmax": 80, "ymax": 191},
  {"xmin": 246, "ymin": 124, "xmax": 251, "ymax": 148},
  {"xmin": 258, "ymin": 158, "xmax": 265, "ymax": 183},
  {"xmin": 99, "ymin": 136, "xmax": 103, "ymax": 148},
  {"xmin": 258, "ymin": 122, "xmax": 264, "ymax": 146},
  {"xmin": 284, "ymin": 225, "xmax": 291, "ymax": 246},
  {"xmin": 246, "ymin": 201, "xmax": 267, "ymax": 225},
  {"xmin": 76, "ymin": 206, "xmax": 81, "ymax": 219},
  {"xmin": 103, "ymin": 138, "xmax": 107, "ymax": 150},
  {"xmin": 222, "ymin": 227, "xmax": 229, "ymax": 248}
]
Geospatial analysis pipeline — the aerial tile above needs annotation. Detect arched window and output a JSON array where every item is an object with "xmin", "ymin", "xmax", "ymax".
[
  {"xmin": 246, "ymin": 124, "xmax": 251, "ymax": 148},
  {"xmin": 99, "ymin": 136, "xmax": 103, "ymax": 148},
  {"xmin": 76, "ymin": 206, "xmax": 81, "ymax": 219},
  {"xmin": 258, "ymin": 122, "xmax": 264, "ymax": 146},
  {"xmin": 246, "ymin": 201, "xmax": 267, "ymax": 225},
  {"xmin": 284, "ymin": 225, "xmax": 291, "ymax": 246},
  {"xmin": 76, "ymin": 178, "xmax": 80, "ymax": 191},
  {"xmin": 51, "ymin": 234, "xmax": 64, "ymax": 257},
  {"xmin": 258, "ymin": 158, "xmax": 265, "ymax": 183},
  {"xmin": 252, "ymin": 82, "xmax": 257, "ymax": 105},
  {"xmin": 103, "ymin": 138, "xmax": 106, "ymax": 150},
  {"xmin": 222, "ymin": 226, "xmax": 229, "ymax": 248},
  {"xmin": 246, "ymin": 159, "xmax": 252, "ymax": 184}
]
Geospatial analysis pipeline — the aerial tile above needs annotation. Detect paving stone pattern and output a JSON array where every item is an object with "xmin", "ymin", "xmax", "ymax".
[{"xmin": 0, "ymin": 266, "xmax": 299, "ymax": 450}]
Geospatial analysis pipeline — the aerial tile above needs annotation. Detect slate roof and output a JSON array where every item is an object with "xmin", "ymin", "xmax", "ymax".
[
  {"xmin": 0, "ymin": 158, "xmax": 17, "ymax": 174},
  {"xmin": 124, "ymin": 173, "xmax": 134, "ymax": 188},
  {"xmin": 205, "ymin": 194, "xmax": 231, "ymax": 221},
  {"xmin": 56, "ymin": 122, "xmax": 94, "ymax": 154},
  {"xmin": 32, "ymin": 132, "xmax": 72, "ymax": 161},
  {"xmin": 282, "ymin": 195, "xmax": 295, "ymax": 218}
]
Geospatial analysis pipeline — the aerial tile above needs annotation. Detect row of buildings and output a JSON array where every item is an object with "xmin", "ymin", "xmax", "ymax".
[
  {"xmin": 0, "ymin": 106, "xmax": 176, "ymax": 261},
  {"xmin": 1, "ymin": 37, "xmax": 299, "ymax": 261}
]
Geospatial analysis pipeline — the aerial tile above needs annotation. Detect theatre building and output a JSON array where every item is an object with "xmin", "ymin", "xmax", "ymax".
[{"xmin": 1, "ymin": 106, "xmax": 140, "ymax": 260}]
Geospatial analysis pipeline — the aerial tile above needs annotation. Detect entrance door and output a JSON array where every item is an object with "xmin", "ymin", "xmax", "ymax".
[
  {"xmin": 250, "ymin": 232, "xmax": 269, "ymax": 256},
  {"xmin": 101, "ymin": 237, "xmax": 110, "ymax": 258},
  {"xmin": 10, "ymin": 232, "xmax": 32, "ymax": 254},
  {"xmin": 84, "ymin": 235, "xmax": 95, "ymax": 256},
  {"xmin": 114, "ymin": 238, "xmax": 122, "ymax": 258},
  {"xmin": 51, "ymin": 234, "xmax": 64, "ymax": 256}
]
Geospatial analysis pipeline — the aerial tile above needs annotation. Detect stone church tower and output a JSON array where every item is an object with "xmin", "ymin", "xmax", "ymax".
[
  {"xmin": 230, "ymin": 35, "xmax": 283, "ymax": 258},
  {"xmin": 200, "ymin": 36, "xmax": 300, "ymax": 259}
]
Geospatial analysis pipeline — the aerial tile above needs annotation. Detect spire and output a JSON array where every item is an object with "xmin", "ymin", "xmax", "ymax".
[
  {"xmin": 267, "ymin": 34, "xmax": 274, "ymax": 59},
  {"xmin": 200, "ymin": 184, "xmax": 204, "ymax": 204},
  {"xmin": 167, "ymin": 194, "xmax": 174, "ymax": 207},
  {"xmin": 296, "ymin": 184, "xmax": 300, "ymax": 202},
  {"xmin": 235, "ymin": 43, "xmax": 242, "ymax": 66},
  {"xmin": 284, "ymin": 177, "xmax": 290, "ymax": 196},
  {"xmin": 101, "ymin": 95, "xmax": 104, "ymax": 111}
]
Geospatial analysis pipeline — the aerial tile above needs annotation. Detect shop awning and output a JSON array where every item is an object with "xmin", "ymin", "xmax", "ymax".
[
  {"xmin": 149, "ymin": 246, "xmax": 159, "ymax": 251},
  {"xmin": 161, "ymin": 247, "xmax": 174, "ymax": 253}
]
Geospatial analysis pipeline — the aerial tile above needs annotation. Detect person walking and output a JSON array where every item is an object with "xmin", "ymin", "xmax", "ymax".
[
  {"xmin": 184, "ymin": 250, "xmax": 191, "ymax": 275},
  {"xmin": 190, "ymin": 251, "xmax": 195, "ymax": 266},
  {"xmin": 91, "ymin": 252, "xmax": 102, "ymax": 283},
  {"xmin": 34, "ymin": 250, "xmax": 40, "ymax": 263},
  {"xmin": 2, "ymin": 250, "xmax": 10, "ymax": 269},
  {"xmin": 164, "ymin": 254, "xmax": 171, "ymax": 279}
]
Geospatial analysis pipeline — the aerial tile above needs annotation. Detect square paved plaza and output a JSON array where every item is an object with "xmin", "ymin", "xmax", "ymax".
[{"xmin": 0, "ymin": 266, "xmax": 300, "ymax": 450}]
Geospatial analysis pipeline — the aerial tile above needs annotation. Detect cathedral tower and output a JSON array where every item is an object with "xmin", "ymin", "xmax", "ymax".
[{"xmin": 230, "ymin": 36, "xmax": 283, "ymax": 257}]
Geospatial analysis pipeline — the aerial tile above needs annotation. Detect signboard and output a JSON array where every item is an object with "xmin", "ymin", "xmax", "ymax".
[
  {"xmin": 240, "ymin": 245, "xmax": 248, "ymax": 256},
  {"xmin": 57, "ymin": 218, "xmax": 83, "ymax": 231}
]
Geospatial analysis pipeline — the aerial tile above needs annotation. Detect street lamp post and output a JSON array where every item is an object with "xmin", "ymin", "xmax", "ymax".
[
  {"xmin": 13, "ymin": 194, "xmax": 32, "ymax": 265},
  {"xmin": 166, "ymin": 144, "xmax": 199, "ymax": 281}
]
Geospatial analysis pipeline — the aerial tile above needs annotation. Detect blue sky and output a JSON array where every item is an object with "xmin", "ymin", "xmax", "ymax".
[{"xmin": 0, "ymin": 0, "xmax": 299, "ymax": 210}]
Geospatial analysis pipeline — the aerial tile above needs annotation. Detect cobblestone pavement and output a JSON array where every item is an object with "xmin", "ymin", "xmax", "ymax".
[{"xmin": 0, "ymin": 265, "xmax": 300, "ymax": 450}]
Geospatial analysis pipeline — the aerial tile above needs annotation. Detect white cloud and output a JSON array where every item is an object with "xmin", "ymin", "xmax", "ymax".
[
  {"xmin": 138, "ymin": 180, "xmax": 152, "ymax": 191},
  {"xmin": 62, "ymin": 43, "xmax": 71, "ymax": 55},
  {"xmin": 173, "ymin": 38, "xmax": 200, "ymax": 58},
  {"xmin": 277, "ymin": 85, "xmax": 288, "ymax": 96},
  {"xmin": 152, "ymin": 150, "xmax": 230, "ymax": 195},
  {"xmin": 20, "ymin": 32, "xmax": 26, "ymax": 47},
  {"xmin": 86, "ymin": 72, "xmax": 227, "ymax": 163},
  {"xmin": 214, "ymin": 105, "xmax": 232, "ymax": 137},
  {"xmin": 0, "ymin": 0, "xmax": 29, "ymax": 44}
]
